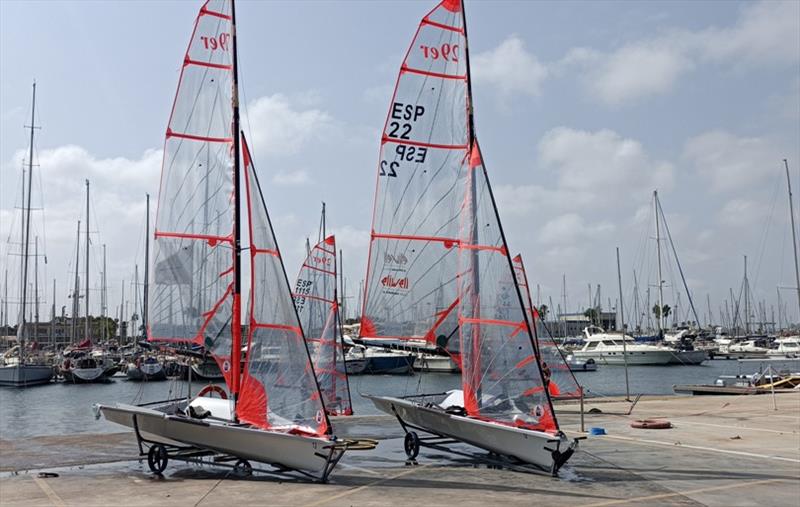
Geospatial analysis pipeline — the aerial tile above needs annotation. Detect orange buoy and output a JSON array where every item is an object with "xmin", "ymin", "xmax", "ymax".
[
  {"xmin": 630, "ymin": 419, "xmax": 672, "ymax": 429},
  {"xmin": 197, "ymin": 384, "xmax": 228, "ymax": 399}
]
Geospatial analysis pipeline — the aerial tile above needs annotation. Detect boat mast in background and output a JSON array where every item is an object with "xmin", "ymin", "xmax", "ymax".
[
  {"xmin": 19, "ymin": 81, "xmax": 39, "ymax": 362},
  {"xmin": 84, "ymin": 179, "xmax": 90, "ymax": 342},
  {"xmin": 616, "ymin": 247, "xmax": 630, "ymax": 401},
  {"xmin": 143, "ymin": 193, "xmax": 150, "ymax": 339},
  {"xmin": 784, "ymin": 159, "xmax": 800, "ymax": 324},
  {"xmin": 654, "ymin": 190, "xmax": 664, "ymax": 336},
  {"xmin": 71, "ymin": 221, "xmax": 80, "ymax": 342}
]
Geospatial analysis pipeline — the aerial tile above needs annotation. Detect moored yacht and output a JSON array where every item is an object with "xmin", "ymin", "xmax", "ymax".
[
  {"xmin": 572, "ymin": 326, "xmax": 704, "ymax": 365},
  {"xmin": 768, "ymin": 336, "xmax": 800, "ymax": 358}
]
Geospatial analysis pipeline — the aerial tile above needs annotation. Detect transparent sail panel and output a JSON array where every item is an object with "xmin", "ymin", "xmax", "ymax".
[
  {"xmin": 293, "ymin": 236, "xmax": 352, "ymax": 416},
  {"xmin": 237, "ymin": 137, "xmax": 330, "ymax": 436},
  {"xmin": 458, "ymin": 144, "xmax": 558, "ymax": 433},
  {"xmin": 513, "ymin": 255, "xmax": 582, "ymax": 399},
  {"xmin": 360, "ymin": 0, "xmax": 467, "ymax": 348},
  {"xmin": 148, "ymin": 0, "xmax": 235, "ymax": 384}
]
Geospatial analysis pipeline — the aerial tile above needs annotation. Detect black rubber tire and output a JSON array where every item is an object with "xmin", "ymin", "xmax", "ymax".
[
  {"xmin": 147, "ymin": 444, "xmax": 168, "ymax": 474},
  {"xmin": 404, "ymin": 431, "xmax": 420, "ymax": 459},
  {"xmin": 233, "ymin": 459, "xmax": 252, "ymax": 477}
]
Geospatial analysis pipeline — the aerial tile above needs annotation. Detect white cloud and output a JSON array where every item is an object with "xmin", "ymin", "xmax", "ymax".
[
  {"xmin": 683, "ymin": 130, "xmax": 778, "ymax": 193},
  {"xmin": 472, "ymin": 35, "xmax": 548, "ymax": 97},
  {"xmin": 563, "ymin": 1, "xmax": 799, "ymax": 105},
  {"xmin": 272, "ymin": 169, "xmax": 311, "ymax": 186},
  {"xmin": 538, "ymin": 127, "xmax": 674, "ymax": 203},
  {"xmin": 717, "ymin": 198, "xmax": 768, "ymax": 228},
  {"xmin": 245, "ymin": 94, "xmax": 333, "ymax": 156},
  {"xmin": 539, "ymin": 213, "xmax": 614, "ymax": 245}
]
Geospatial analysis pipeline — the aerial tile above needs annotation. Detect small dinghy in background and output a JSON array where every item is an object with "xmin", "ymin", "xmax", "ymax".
[{"xmin": 361, "ymin": 0, "xmax": 579, "ymax": 475}]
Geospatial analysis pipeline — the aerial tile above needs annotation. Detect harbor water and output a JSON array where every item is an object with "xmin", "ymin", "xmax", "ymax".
[{"xmin": 1, "ymin": 358, "xmax": 797, "ymax": 440}]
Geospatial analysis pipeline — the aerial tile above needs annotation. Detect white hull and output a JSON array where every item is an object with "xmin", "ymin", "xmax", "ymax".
[
  {"xmin": 64, "ymin": 366, "xmax": 107, "ymax": 383},
  {"xmin": 98, "ymin": 403, "xmax": 339, "ymax": 475},
  {"xmin": 413, "ymin": 354, "xmax": 460, "ymax": 373},
  {"xmin": 667, "ymin": 350, "xmax": 707, "ymax": 365},
  {"xmin": 366, "ymin": 395, "xmax": 573, "ymax": 473},
  {"xmin": 571, "ymin": 349, "xmax": 676, "ymax": 365}
]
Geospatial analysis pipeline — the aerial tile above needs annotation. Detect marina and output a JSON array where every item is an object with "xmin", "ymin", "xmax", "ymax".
[{"xmin": 2, "ymin": 392, "xmax": 798, "ymax": 506}]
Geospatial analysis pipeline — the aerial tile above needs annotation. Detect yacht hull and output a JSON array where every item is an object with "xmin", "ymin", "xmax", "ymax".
[
  {"xmin": 571, "ymin": 350, "xmax": 676, "ymax": 365},
  {"xmin": 366, "ymin": 394, "xmax": 574, "ymax": 474},
  {"xmin": 98, "ymin": 403, "xmax": 342, "ymax": 476},
  {"xmin": 0, "ymin": 364, "xmax": 53, "ymax": 387}
]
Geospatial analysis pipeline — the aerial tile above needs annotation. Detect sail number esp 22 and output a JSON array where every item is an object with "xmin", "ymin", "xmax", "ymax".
[{"xmin": 381, "ymin": 102, "xmax": 428, "ymax": 177}]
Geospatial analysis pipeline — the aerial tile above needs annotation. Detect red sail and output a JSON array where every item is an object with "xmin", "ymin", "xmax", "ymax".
[
  {"xmin": 458, "ymin": 143, "xmax": 558, "ymax": 434},
  {"xmin": 236, "ymin": 135, "xmax": 330, "ymax": 436},
  {"xmin": 293, "ymin": 236, "xmax": 353, "ymax": 416},
  {"xmin": 147, "ymin": 0, "xmax": 236, "ymax": 387},
  {"xmin": 512, "ymin": 254, "xmax": 582, "ymax": 399},
  {"xmin": 359, "ymin": 0, "xmax": 468, "ymax": 349}
]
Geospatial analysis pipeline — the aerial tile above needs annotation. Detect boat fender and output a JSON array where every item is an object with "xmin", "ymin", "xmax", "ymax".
[
  {"xmin": 444, "ymin": 405, "xmax": 467, "ymax": 416},
  {"xmin": 37, "ymin": 472, "xmax": 59, "ymax": 478},
  {"xmin": 197, "ymin": 384, "xmax": 228, "ymax": 399},
  {"xmin": 630, "ymin": 419, "xmax": 672, "ymax": 429}
]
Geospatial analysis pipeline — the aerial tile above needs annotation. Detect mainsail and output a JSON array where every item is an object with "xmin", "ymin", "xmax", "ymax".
[
  {"xmin": 148, "ymin": 0, "xmax": 236, "ymax": 386},
  {"xmin": 237, "ymin": 136, "xmax": 331, "ymax": 435},
  {"xmin": 359, "ymin": 0, "xmax": 468, "ymax": 350},
  {"xmin": 512, "ymin": 254, "xmax": 582, "ymax": 399},
  {"xmin": 458, "ymin": 143, "xmax": 558, "ymax": 433},
  {"xmin": 293, "ymin": 236, "xmax": 353, "ymax": 416}
]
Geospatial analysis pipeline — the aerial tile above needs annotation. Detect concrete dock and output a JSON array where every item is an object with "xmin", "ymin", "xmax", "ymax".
[{"xmin": 1, "ymin": 393, "xmax": 798, "ymax": 506}]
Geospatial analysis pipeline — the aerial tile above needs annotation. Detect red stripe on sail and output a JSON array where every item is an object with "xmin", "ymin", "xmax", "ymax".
[
  {"xmin": 184, "ymin": 57, "xmax": 233, "ymax": 70},
  {"xmin": 381, "ymin": 136, "xmax": 468, "ymax": 151},
  {"xmin": 166, "ymin": 129, "xmax": 233, "ymax": 144},
  {"xmin": 516, "ymin": 355, "xmax": 536, "ymax": 369},
  {"xmin": 253, "ymin": 248, "xmax": 279, "ymax": 257},
  {"xmin": 154, "ymin": 230, "xmax": 233, "ymax": 244},
  {"xmin": 372, "ymin": 231, "xmax": 459, "ymax": 248},
  {"xmin": 252, "ymin": 323, "xmax": 303, "ymax": 335},
  {"xmin": 423, "ymin": 297, "xmax": 459, "ymax": 344},
  {"xmin": 199, "ymin": 6, "xmax": 232, "ymax": 20},
  {"xmin": 421, "ymin": 18, "xmax": 464, "ymax": 34},
  {"xmin": 402, "ymin": 65, "xmax": 466, "ymax": 81},
  {"xmin": 460, "ymin": 317, "xmax": 524, "ymax": 328},
  {"xmin": 460, "ymin": 243, "xmax": 507, "ymax": 255},
  {"xmin": 301, "ymin": 263, "xmax": 335, "ymax": 276}
]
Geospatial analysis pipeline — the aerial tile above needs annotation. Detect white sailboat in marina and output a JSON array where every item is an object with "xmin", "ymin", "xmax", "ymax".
[
  {"xmin": 361, "ymin": 0, "xmax": 579, "ymax": 475},
  {"xmin": 96, "ymin": 0, "xmax": 366, "ymax": 481},
  {"xmin": 0, "ymin": 82, "xmax": 54, "ymax": 388}
]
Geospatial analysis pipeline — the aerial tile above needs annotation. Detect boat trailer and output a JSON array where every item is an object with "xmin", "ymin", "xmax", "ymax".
[
  {"xmin": 131, "ymin": 414, "xmax": 376, "ymax": 483},
  {"xmin": 389, "ymin": 401, "xmax": 582, "ymax": 477}
]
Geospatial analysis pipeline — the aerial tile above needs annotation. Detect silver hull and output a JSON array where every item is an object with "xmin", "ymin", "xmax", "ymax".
[
  {"xmin": 98, "ymin": 403, "xmax": 339, "ymax": 475},
  {"xmin": 0, "ymin": 364, "xmax": 53, "ymax": 387},
  {"xmin": 366, "ymin": 394, "xmax": 573, "ymax": 473},
  {"xmin": 571, "ymin": 349, "xmax": 677, "ymax": 365},
  {"xmin": 413, "ymin": 354, "xmax": 460, "ymax": 373}
]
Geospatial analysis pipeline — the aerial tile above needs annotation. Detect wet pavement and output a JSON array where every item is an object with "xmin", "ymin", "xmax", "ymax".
[{"xmin": 1, "ymin": 393, "xmax": 798, "ymax": 506}]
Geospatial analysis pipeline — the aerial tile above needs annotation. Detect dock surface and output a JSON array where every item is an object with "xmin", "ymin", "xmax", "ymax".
[{"xmin": 1, "ymin": 393, "xmax": 798, "ymax": 506}]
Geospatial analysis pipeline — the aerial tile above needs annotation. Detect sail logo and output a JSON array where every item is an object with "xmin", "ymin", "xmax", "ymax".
[
  {"xmin": 383, "ymin": 253, "xmax": 408, "ymax": 265},
  {"xmin": 311, "ymin": 254, "xmax": 331, "ymax": 266},
  {"xmin": 381, "ymin": 275, "xmax": 409, "ymax": 289},
  {"xmin": 200, "ymin": 33, "xmax": 230, "ymax": 51}
]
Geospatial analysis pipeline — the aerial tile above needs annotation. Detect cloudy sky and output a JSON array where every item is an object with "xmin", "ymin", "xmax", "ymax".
[{"xmin": 1, "ymin": 0, "xmax": 799, "ymax": 329}]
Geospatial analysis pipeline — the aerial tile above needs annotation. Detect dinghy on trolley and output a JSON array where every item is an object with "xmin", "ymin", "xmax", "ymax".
[
  {"xmin": 95, "ymin": 0, "xmax": 368, "ymax": 482},
  {"xmin": 361, "ymin": 0, "xmax": 579, "ymax": 475}
]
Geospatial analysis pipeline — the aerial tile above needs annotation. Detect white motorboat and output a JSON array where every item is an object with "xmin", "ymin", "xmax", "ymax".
[
  {"xmin": 721, "ymin": 338, "xmax": 771, "ymax": 355},
  {"xmin": 768, "ymin": 336, "xmax": 800, "ymax": 358},
  {"xmin": 572, "ymin": 326, "xmax": 680, "ymax": 365},
  {"xmin": 565, "ymin": 355, "xmax": 597, "ymax": 372},
  {"xmin": 413, "ymin": 353, "xmax": 460, "ymax": 373}
]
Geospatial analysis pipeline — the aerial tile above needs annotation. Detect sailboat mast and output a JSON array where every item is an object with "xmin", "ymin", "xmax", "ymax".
[
  {"xmin": 784, "ymin": 159, "xmax": 800, "ymax": 324},
  {"xmin": 20, "ymin": 81, "xmax": 38, "ymax": 358},
  {"xmin": 616, "ymin": 247, "xmax": 630, "ymax": 401},
  {"xmin": 102, "ymin": 244, "xmax": 107, "ymax": 342},
  {"xmin": 34, "ymin": 237, "xmax": 39, "ymax": 344},
  {"xmin": 72, "ymin": 220, "xmax": 80, "ymax": 342},
  {"xmin": 84, "ymin": 179, "xmax": 90, "ymax": 341},
  {"xmin": 143, "ymin": 194, "xmax": 149, "ymax": 338},
  {"xmin": 51, "ymin": 279, "xmax": 56, "ymax": 346},
  {"xmin": 654, "ymin": 190, "xmax": 664, "ymax": 335},
  {"xmin": 230, "ymin": 0, "xmax": 243, "ymax": 408},
  {"xmin": 744, "ymin": 255, "xmax": 749, "ymax": 334}
]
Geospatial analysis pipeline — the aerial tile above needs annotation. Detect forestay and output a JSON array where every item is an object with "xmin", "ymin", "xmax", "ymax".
[
  {"xmin": 360, "ymin": 0, "xmax": 468, "ymax": 349},
  {"xmin": 513, "ymin": 254, "xmax": 582, "ymax": 399},
  {"xmin": 293, "ymin": 236, "xmax": 353, "ymax": 416},
  {"xmin": 237, "ymin": 135, "xmax": 331, "ymax": 436},
  {"xmin": 458, "ymin": 143, "xmax": 558, "ymax": 433},
  {"xmin": 148, "ymin": 0, "xmax": 236, "ymax": 385}
]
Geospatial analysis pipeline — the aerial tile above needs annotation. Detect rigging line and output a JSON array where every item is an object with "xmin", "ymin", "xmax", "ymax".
[{"xmin": 752, "ymin": 168, "xmax": 782, "ymax": 295}]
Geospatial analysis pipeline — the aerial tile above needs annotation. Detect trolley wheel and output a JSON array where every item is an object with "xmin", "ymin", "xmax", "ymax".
[
  {"xmin": 404, "ymin": 431, "xmax": 420, "ymax": 460},
  {"xmin": 147, "ymin": 444, "xmax": 169, "ymax": 474},
  {"xmin": 233, "ymin": 459, "xmax": 252, "ymax": 477}
]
